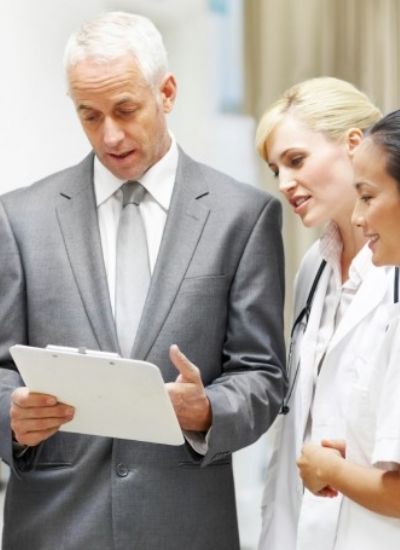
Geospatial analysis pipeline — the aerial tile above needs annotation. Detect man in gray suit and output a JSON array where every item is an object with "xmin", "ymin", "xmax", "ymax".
[{"xmin": 0, "ymin": 12, "xmax": 285, "ymax": 550}]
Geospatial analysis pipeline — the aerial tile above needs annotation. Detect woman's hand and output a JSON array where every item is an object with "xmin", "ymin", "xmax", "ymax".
[{"xmin": 297, "ymin": 441, "xmax": 345, "ymax": 497}]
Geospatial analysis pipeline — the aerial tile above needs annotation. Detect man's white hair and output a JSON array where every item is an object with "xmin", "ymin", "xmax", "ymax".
[{"xmin": 64, "ymin": 11, "xmax": 169, "ymax": 85}]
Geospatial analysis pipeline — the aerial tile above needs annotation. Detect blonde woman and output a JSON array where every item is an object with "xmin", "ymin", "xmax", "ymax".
[
  {"xmin": 256, "ymin": 77, "xmax": 392, "ymax": 550},
  {"xmin": 298, "ymin": 109, "xmax": 400, "ymax": 549}
]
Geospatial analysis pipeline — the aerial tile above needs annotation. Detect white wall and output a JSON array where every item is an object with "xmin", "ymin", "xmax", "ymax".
[
  {"xmin": 0, "ymin": 0, "xmax": 112, "ymax": 192},
  {"xmin": 0, "ymin": 0, "xmax": 257, "ymax": 192}
]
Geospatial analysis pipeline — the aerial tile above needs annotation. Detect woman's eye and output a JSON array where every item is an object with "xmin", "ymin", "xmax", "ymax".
[
  {"xmin": 361, "ymin": 195, "xmax": 372, "ymax": 203},
  {"xmin": 268, "ymin": 164, "xmax": 279, "ymax": 178},
  {"xmin": 291, "ymin": 156, "xmax": 304, "ymax": 167}
]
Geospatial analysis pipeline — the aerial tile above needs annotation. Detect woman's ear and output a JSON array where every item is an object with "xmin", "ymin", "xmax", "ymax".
[{"xmin": 345, "ymin": 128, "xmax": 364, "ymax": 156}]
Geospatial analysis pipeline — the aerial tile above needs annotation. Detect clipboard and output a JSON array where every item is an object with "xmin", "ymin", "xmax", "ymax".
[{"xmin": 9, "ymin": 344, "xmax": 184, "ymax": 446}]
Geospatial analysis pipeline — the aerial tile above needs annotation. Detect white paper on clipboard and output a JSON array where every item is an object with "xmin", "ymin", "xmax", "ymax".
[{"xmin": 9, "ymin": 344, "xmax": 184, "ymax": 446}]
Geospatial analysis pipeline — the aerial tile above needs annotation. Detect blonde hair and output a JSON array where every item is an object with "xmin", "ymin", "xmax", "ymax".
[{"xmin": 256, "ymin": 77, "xmax": 382, "ymax": 162}]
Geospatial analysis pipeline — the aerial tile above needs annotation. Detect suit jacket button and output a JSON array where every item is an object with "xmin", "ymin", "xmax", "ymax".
[{"xmin": 116, "ymin": 463, "xmax": 129, "ymax": 477}]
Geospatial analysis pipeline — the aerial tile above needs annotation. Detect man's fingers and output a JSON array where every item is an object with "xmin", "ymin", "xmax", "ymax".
[
  {"xmin": 12, "ymin": 388, "xmax": 57, "ymax": 408},
  {"xmin": 169, "ymin": 345, "xmax": 202, "ymax": 384},
  {"xmin": 15, "ymin": 428, "xmax": 60, "ymax": 448},
  {"xmin": 165, "ymin": 381, "xmax": 211, "ymax": 432},
  {"xmin": 166, "ymin": 349, "xmax": 211, "ymax": 431},
  {"xmin": 12, "ymin": 415, "xmax": 73, "ymax": 434},
  {"xmin": 11, "ymin": 403, "xmax": 74, "ymax": 421},
  {"xmin": 10, "ymin": 387, "xmax": 75, "ymax": 447},
  {"xmin": 12, "ymin": 412, "xmax": 74, "ymax": 446}
]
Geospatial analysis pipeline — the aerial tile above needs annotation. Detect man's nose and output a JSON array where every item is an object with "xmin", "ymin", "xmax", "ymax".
[{"xmin": 103, "ymin": 118, "xmax": 124, "ymax": 148}]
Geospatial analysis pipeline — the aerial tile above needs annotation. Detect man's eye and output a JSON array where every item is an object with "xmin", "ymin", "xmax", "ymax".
[
  {"xmin": 82, "ymin": 112, "xmax": 99, "ymax": 122},
  {"xmin": 118, "ymin": 109, "xmax": 136, "ymax": 117}
]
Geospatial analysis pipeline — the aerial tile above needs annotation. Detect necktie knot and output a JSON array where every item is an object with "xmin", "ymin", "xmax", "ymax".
[{"xmin": 121, "ymin": 181, "xmax": 146, "ymax": 207}]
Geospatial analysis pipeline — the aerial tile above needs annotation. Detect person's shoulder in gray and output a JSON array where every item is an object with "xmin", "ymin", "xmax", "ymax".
[{"xmin": 0, "ymin": 11, "xmax": 286, "ymax": 550}]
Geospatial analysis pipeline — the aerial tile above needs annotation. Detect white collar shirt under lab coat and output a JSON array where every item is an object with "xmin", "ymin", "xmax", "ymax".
[{"xmin": 313, "ymin": 223, "xmax": 370, "ymax": 372}]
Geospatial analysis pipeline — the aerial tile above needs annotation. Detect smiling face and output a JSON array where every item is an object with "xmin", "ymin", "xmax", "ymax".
[
  {"xmin": 266, "ymin": 115, "xmax": 360, "ymax": 228},
  {"xmin": 352, "ymin": 139, "xmax": 400, "ymax": 266},
  {"xmin": 68, "ymin": 53, "xmax": 176, "ymax": 181}
]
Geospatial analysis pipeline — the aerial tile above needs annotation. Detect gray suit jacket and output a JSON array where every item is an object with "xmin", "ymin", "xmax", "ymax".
[{"xmin": 0, "ymin": 150, "xmax": 286, "ymax": 550}]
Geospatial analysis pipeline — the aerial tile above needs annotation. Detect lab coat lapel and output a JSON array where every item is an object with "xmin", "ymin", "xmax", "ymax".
[
  {"xmin": 56, "ymin": 154, "xmax": 118, "ymax": 352},
  {"xmin": 327, "ymin": 264, "xmax": 390, "ymax": 353},
  {"xmin": 296, "ymin": 264, "xmax": 331, "ymax": 451}
]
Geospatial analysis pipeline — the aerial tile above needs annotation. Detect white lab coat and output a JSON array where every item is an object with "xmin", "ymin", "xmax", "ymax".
[
  {"xmin": 258, "ymin": 241, "xmax": 393, "ymax": 550},
  {"xmin": 334, "ymin": 301, "xmax": 400, "ymax": 550}
]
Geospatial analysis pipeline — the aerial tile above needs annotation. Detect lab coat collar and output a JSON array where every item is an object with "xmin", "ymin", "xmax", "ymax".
[{"xmin": 327, "ymin": 251, "xmax": 392, "ymax": 352}]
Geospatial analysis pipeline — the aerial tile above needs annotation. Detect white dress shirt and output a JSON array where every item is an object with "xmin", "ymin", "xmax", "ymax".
[{"xmin": 94, "ymin": 139, "xmax": 178, "ymax": 315}]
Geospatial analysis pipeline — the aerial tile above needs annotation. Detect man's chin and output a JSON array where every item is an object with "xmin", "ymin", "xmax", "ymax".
[{"xmin": 101, "ymin": 156, "xmax": 144, "ymax": 181}]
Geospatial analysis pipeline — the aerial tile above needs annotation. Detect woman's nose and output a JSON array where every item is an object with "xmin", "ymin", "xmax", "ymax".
[
  {"xmin": 351, "ymin": 201, "xmax": 365, "ymax": 227},
  {"xmin": 278, "ymin": 174, "xmax": 296, "ymax": 195}
]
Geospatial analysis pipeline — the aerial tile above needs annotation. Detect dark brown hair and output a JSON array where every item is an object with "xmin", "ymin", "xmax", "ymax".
[{"xmin": 367, "ymin": 109, "xmax": 400, "ymax": 191}]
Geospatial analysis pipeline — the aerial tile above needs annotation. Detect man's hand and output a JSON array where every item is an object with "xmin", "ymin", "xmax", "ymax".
[
  {"xmin": 11, "ymin": 387, "xmax": 75, "ymax": 447},
  {"xmin": 297, "ymin": 442, "xmax": 344, "ymax": 497},
  {"xmin": 166, "ymin": 345, "xmax": 212, "ymax": 432}
]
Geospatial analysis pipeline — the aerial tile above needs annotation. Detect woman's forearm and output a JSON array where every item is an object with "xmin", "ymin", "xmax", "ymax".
[{"xmin": 298, "ymin": 443, "xmax": 400, "ymax": 517}]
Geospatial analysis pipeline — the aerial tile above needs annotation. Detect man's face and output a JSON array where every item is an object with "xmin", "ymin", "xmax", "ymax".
[{"xmin": 68, "ymin": 54, "xmax": 176, "ymax": 181}]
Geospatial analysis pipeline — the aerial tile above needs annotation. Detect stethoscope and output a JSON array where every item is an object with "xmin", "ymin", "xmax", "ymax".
[{"xmin": 280, "ymin": 262, "xmax": 400, "ymax": 415}]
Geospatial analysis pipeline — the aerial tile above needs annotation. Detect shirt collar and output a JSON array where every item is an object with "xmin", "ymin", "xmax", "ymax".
[
  {"xmin": 319, "ymin": 221, "xmax": 372, "ymax": 287},
  {"xmin": 348, "ymin": 242, "xmax": 373, "ymax": 284},
  {"xmin": 94, "ymin": 135, "xmax": 179, "ymax": 210},
  {"xmin": 319, "ymin": 221, "xmax": 343, "ymax": 268}
]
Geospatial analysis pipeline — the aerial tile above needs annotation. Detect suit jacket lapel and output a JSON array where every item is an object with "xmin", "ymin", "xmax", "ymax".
[
  {"xmin": 56, "ymin": 154, "xmax": 118, "ymax": 352},
  {"xmin": 133, "ymin": 150, "xmax": 210, "ymax": 360}
]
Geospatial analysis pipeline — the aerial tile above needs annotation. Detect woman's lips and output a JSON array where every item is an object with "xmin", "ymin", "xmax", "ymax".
[
  {"xmin": 367, "ymin": 234, "xmax": 379, "ymax": 251},
  {"xmin": 290, "ymin": 195, "xmax": 311, "ymax": 214}
]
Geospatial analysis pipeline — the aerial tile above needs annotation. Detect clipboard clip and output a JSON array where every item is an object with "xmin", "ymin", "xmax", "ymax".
[{"xmin": 46, "ymin": 345, "xmax": 120, "ymax": 359}]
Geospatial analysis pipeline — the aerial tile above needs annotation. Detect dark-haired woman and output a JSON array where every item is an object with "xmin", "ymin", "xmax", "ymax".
[{"xmin": 297, "ymin": 109, "xmax": 400, "ymax": 549}]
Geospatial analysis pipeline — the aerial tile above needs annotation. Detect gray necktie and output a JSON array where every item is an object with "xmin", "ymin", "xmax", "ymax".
[{"xmin": 115, "ymin": 182, "xmax": 150, "ymax": 357}]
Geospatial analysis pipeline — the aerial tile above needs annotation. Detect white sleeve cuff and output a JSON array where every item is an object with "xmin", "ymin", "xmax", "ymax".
[{"xmin": 183, "ymin": 428, "xmax": 211, "ymax": 456}]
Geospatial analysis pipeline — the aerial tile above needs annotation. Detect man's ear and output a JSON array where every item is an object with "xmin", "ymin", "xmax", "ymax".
[
  {"xmin": 345, "ymin": 128, "xmax": 364, "ymax": 156},
  {"xmin": 159, "ymin": 73, "xmax": 177, "ymax": 113}
]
